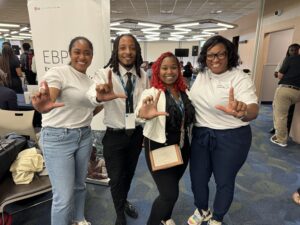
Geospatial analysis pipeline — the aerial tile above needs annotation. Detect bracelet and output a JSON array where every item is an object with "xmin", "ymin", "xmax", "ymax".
[{"xmin": 96, "ymin": 97, "xmax": 102, "ymax": 103}]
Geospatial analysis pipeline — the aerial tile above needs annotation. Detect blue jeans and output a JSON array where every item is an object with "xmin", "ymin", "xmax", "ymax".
[
  {"xmin": 40, "ymin": 126, "xmax": 92, "ymax": 225},
  {"xmin": 190, "ymin": 125, "xmax": 251, "ymax": 222}
]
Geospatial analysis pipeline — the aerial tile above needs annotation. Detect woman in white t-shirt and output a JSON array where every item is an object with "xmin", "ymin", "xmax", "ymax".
[
  {"xmin": 187, "ymin": 35, "xmax": 259, "ymax": 225},
  {"xmin": 31, "ymin": 37, "xmax": 125, "ymax": 225}
]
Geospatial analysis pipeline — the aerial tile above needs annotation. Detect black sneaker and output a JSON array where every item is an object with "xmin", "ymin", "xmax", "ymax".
[
  {"xmin": 124, "ymin": 201, "xmax": 138, "ymax": 218},
  {"xmin": 269, "ymin": 128, "xmax": 275, "ymax": 134}
]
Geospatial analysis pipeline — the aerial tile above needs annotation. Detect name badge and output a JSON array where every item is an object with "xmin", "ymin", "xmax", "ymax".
[{"xmin": 125, "ymin": 113, "xmax": 136, "ymax": 129}]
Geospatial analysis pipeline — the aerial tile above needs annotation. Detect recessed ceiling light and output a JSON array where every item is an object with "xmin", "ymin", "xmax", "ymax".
[
  {"xmin": 111, "ymin": 10, "xmax": 123, "ymax": 14},
  {"xmin": 210, "ymin": 10, "xmax": 222, "ymax": 14},
  {"xmin": 160, "ymin": 10, "xmax": 173, "ymax": 14}
]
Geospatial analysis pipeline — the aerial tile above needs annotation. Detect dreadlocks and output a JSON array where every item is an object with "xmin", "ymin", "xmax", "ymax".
[{"xmin": 104, "ymin": 34, "xmax": 143, "ymax": 78}]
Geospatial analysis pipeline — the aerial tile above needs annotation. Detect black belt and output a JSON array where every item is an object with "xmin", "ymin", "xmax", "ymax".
[
  {"xmin": 279, "ymin": 84, "xmax": 300, "ymax": 91},
  {"xmin": 106, "ymin": 126, "xmax": 142, "ymax": 135},
  {"xmin": 106, "ymin": 127, "xmax": 126, "ymax": 133}
]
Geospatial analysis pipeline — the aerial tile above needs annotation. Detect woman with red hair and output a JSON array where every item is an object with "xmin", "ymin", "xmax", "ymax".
[{"xmin": 136, "ymin": 52, "xmax": 195, "ymax": 225}]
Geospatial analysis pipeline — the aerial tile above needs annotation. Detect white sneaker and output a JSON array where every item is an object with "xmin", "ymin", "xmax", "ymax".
[
  {"xmin": 72, "ymin": 220, "xmax": 91, "ymax": 225},
  {"xmin": 270, "ymin": 135, "xmax": 287, "ymax": 147},
  {"xmin": 161, "ymin": 218, "xmax": 176, "ymax": 225},
  {"xmin": 187, "ymin": 208, "xmax": 212, "ymax": 225},
  {"xmin": 207, "ymin": 219, "xmax": 222, "ymax": 225}
]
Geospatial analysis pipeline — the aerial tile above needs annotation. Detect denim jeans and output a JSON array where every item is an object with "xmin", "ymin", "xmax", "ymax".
[
  {"xmin": 40, "ymin": 126, "xmax": 92, "ymax": 225},
  {"xmin": 190, "ymin": 125, "xmax": 251, "ymax": 222}
]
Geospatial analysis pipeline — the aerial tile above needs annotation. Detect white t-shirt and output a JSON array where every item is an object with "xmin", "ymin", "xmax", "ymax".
[
  {"xmin": 190, "ymin": 68, "xmax": 258, "ymax": 129},
  {"xmin": 42, "ymin": 65, "xmax": 96, "ymax": 128}
]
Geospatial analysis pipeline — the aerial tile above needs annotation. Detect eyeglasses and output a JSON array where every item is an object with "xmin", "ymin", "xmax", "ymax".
[{"xmin": 206, "ymin": 51, "xmax": 227, "ymax": 60}]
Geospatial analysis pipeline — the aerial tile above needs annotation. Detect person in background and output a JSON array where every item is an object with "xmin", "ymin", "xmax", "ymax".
[
  {"xmin": 183, "ymin": 61, "xmax": 193, "ymax": 87},
  {"xmin": 270, "ymin": 43, "xmax": 300, "ymax": 147},
  {"xmin": 20, "ymin": 43, "xmax": 37, "ymax": 85},
  {"xmin": 87, "ymin": 33, "xmax": 149, "ymax": 225},
  {"xmin": 31, "ymin": 36, "xmax": 122, "ymax": 225},
  {"xmin": 0, "ymin": 45, "xmax": 23, "ymax": 93},
  {"xmin": 136, "ymin": 52, "xmax": 195, "ymax": 225},
  {"xmin": 141, "ymin": 61, "xmax": 149, "ymax": 72},
  {"xmin": 147, "ymin": 62, "xmax": 153, "ymax": 80},
  {"xmin": 20, "ymin": 43, "xmax": 31, "ymax": 71},
  {"xmin": 269, "ymin": 43, "xmax": 300, "ymax": 134},
  {"xmin": 31, "ymin": 52, "xmax": 37, "ymax": 74},
  {"xmin": 0, "ymin": 69, "xmax": 18, "ymax": 110},
  {"xmin": 188, "ymin": 35, "xmax": 259, "ymax": 225},
  {"xmin": 292, "ymin": 188, "xmax": 300, "ymax": 205}
]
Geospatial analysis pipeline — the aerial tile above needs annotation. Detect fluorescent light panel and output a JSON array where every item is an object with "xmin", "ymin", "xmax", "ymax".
[
  {"xmin": 193, "ymin": 34, "xmax": 211, "ymax": 38},
  {"xmin": 217, "ymin": 23, "xmax": 234, "ymax": 28},
  {"xmin": 110, "ymin": 22, "xmax": 120, "ymax": 26},
  {"xmin": 110, "ymin": 27, "xmax": 130, "ymax": 32},
  {"xmin": 174, "ymin": 22, "xmax": 199, "ymax": 27},
  {"xmin": 19, "ymin": 33, "xmax": 32, "ymax": 36},
  {"xmin": 202, "ymin": 31, "xmax": 215, "ymax": 35},
  {"xmin": 0, "ymin": 23, "xmax": 20, "ymax": 28},
  {"xmin": 173, "ymin": 28, "xmax": 192, "ymax": 32},
  {"xmin": 138, "ymin": 22, "xmax": 161, "ymax": 28},
  {"xmin": 0, "ymin": 28, "xmax": 9, "ymax": 32},
  {"xmin": 20, "ymin": 27, "xmax": 29, "ymax": 31},
  {"xmin": 116, "ymin": 31, "xmax": 130, "ymax": 35},
  {"xmin": 203, "ymin": 28, "xmax": 227, "ymax": 32},
  {"xmin": 6, "ymin": 37, "xmax": 25, "ymax": 40},
  {"xmin": 141, "ymin": 28, "xmax": 160, "ymax": 32}
]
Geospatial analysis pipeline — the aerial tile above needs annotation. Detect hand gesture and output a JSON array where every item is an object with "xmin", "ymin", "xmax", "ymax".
[
  {"xmin": 215, "ymin": 87, "xmax": 247, "ymax": 118},
  {"xmin": 95, "ymin": 70, "xmax": 127, "ymax": 102},
  {"xmin": 31, "ymin": 81, "xmax": 65, "ymax": 113},
  {"xmin": 138, "ymin": 90, "xmax": 169, "ymax": 120}
]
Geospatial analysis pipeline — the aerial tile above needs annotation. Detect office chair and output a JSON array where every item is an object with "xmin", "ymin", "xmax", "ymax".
[
  {"xmin": 0, "ymin": 110, "xmax": 37, "ymax": 141},
  {"xmin": 0, "ymin": 110, "xmax": 52, "ymax": 222}
]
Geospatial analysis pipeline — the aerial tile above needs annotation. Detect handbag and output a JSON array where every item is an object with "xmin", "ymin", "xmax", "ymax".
[{"xmin": 148, "ymin": 141, "xmax": 183, "ymax": 171}]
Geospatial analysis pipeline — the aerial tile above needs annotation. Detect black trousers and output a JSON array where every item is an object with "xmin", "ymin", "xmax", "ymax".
[
  {"xmin": 144, "ymin": 134, "xmax": 190, "ymax": 225},
  {"xmin": 102, "ymin": 126, "xmax": 143, "ymax": 218}
]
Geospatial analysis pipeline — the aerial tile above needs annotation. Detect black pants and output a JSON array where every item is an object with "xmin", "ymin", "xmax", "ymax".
[
  {"xmin": 102, "ymin": 126, "xmax": 143, "ymax": 218},
  {"xmin": 144, "ymin": 135, "xmax": 190, "ymax": 225},
  {"xmin": 24, "ymin": 70, "xmax": 37, "ymax": 85}
]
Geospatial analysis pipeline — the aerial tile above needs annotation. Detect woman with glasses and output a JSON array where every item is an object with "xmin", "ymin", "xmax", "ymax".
[{"xmin": 187, "ymin": 35, "xmax": 259, "ymax": 225}]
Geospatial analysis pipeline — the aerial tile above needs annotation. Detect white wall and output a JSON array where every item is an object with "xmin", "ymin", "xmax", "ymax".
[
  {"xmin": 140, "ymin": 40, "xmax": 200, "ymax": 67},
  {"xmin": 260, "ymin": 28, "xmax": 294, "ymax": 102}
]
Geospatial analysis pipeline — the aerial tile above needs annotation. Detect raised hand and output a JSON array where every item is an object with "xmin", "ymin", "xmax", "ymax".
[
  {"xmin": 95, "ymin": 70, "xmax": 127, "ymax": 102},
  {"xmin": 31, "ymin": 81, "xmax": 65, "ymax": 113},
  {"xmin": 138, "ymin": 90, "xmax": 169, "ymax": 120},
  {"xmin": 215, "ymin": 87, "xmax": 247, "ymax": 118}
]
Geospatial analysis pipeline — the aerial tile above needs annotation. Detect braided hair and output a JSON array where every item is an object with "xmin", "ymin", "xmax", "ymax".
[{"xmin": 104, "ymin": 34, "xmax": 143, "ymax": 77}]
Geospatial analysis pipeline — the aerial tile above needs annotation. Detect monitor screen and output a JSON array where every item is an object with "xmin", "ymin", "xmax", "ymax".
[{"xmin": 175, "ymin": 48, "xmax": 189, "ymax": 57}]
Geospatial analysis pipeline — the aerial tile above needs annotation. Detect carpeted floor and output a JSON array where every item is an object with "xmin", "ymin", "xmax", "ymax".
[{"xmin": 8, "ymin": 104, "xmax": 300, "ymax": 225}]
